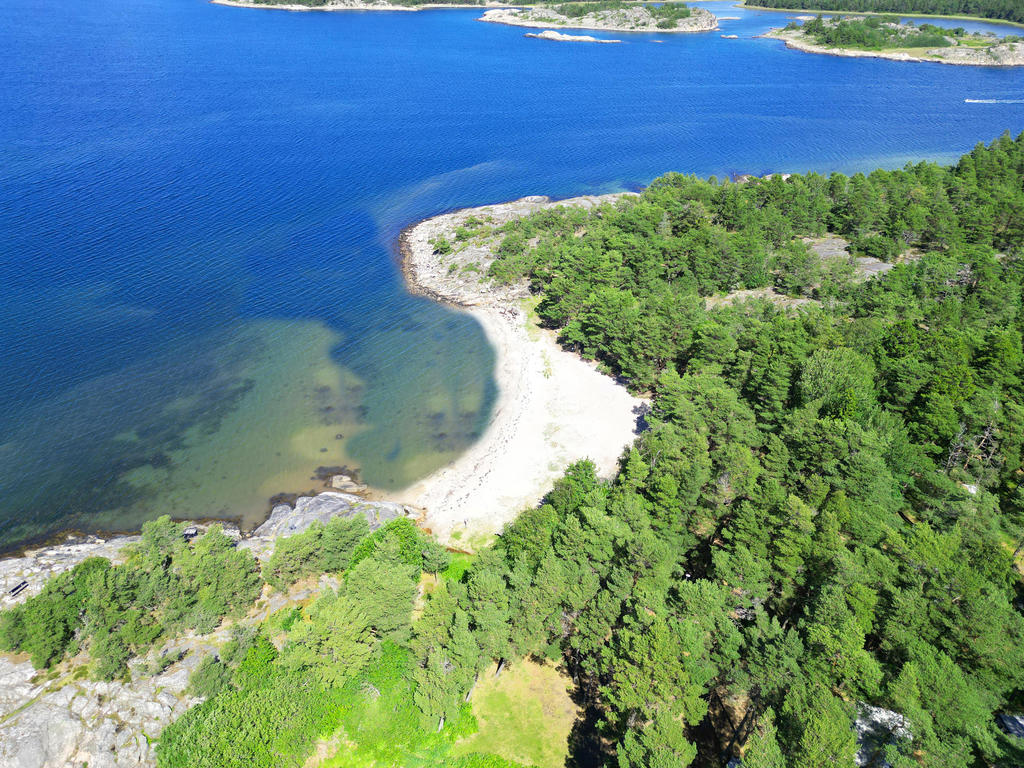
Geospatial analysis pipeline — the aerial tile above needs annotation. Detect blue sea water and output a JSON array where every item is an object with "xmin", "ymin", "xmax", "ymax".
[{"xmin": 1, "ymin": 0, "xmax": 1022, "ymax": 550}]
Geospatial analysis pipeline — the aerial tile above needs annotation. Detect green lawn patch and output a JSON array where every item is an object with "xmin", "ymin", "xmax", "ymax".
[
  {"xmin": 442, "ymin": 552, "xmax": 475, "ymax": 583},
  {"xmin": 451, "ymin": 660, "xmax": 578, "ymax": 768}
]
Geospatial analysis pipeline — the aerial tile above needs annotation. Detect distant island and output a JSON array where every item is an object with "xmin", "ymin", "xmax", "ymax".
[
  {"xmin": 480, "ymin": 2, "xmax": 718, "ymax": 33},
  {"xmin": 766, "ymin": 14, "xmax": 1024, "ymax": 65},
  {"xmin": 742, "ymin": 0, "xmax": 1024, "ymax": 26},
  {"xmin": 211, "ymin": 0, "xmax": 497, "ymax": 11}
]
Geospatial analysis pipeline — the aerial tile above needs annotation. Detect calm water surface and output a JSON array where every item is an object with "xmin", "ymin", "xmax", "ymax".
[{"xmin": 1, "ymin": 0, "xmax": 1022, "ymax": 549}]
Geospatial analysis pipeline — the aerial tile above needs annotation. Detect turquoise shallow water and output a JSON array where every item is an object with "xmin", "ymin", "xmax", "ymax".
[{"xmin": 1, "ymin": 0, "xmax": 1022, "ymax": 550}]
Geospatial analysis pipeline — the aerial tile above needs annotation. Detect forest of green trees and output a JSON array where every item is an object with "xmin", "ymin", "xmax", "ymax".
[
  {"xmin": 546, "ymin": 1, "xmax": 692, "ymax": 23},
  {"xmin": 2, "ymin": 135, "xmax": 1023, "ymax": 767},
  {"xmin": 744, "ymin": 0, "xmax": 1024, "ymax": 25},
  {"xmin": 786, "ymin": 15, "xmax": 966, "ymax": 48},
  {"xmin": 252, "ymin": 0, "xmax": 484, "ymax": 8},
  {"xmin": 438, "ymin": 132, "xmax": 1024, "ymax": 767},
  {"xmin": 0, "ymin": 519, "xmax": 260, "ymax": 679}
]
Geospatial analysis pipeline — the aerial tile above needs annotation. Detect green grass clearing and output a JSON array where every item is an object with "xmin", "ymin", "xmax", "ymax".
[
  {"xmin": 452, "ymin": 660, "xmax": 578, "ymax": 768},
  {"xmin": 443, "ymin": 552, "xmax": 475, "ymax": 582}
]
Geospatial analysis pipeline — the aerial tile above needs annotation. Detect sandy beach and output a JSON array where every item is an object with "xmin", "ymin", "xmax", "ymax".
[{"xmin": 395, "ymin": 195, "xmax": 645, "ymax": 544}]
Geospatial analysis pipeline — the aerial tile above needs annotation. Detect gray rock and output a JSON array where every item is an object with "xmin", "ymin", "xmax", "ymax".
[
  {"xmin": 0, "ymin": 536, "xmax": 136, "ymax": 609},
  {"xmin": 0, "ymin": 639, "xmax": 200, "ymax": 768},
  {"xmin": 0, "ymin": 492, "xmax": 414, "ymax": 766},
  {"xmin": 240, "ymin": 491, "xmax": 410, "ymax": 560},
  {"xmin": 331, "ymin": 473, "xmax": 368, "ymax": 493},
  {"xmin": 0, "ymin": 658, "xmax": 43, "ymax": 718},
  {"xmin": 856, "ymin": 703, "xmax": 912, "ymax": 767}
]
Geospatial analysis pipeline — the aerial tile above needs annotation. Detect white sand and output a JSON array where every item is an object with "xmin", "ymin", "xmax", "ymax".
[{"xmin": 394, "ymin": 195, "xmax": 645, "ymax": 544}]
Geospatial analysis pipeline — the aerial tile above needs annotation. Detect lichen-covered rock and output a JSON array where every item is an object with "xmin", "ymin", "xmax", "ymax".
[
  {"xmin": 0, "ymin": 650, "xmax": 197, "ymax": 768},
  {"xmin": 856, "ymin": 703, "xmax": 912, "ymax": 767},
  {"xmin": 0, "ymin": 536, "xmax": 136, "ymax": 609},
  {"xmin": 240, "ymin": 491, "xmax": 412, "ymax": 560},
  {"xmin": 0, "ymin": 492, "xmax": 414, "ymax": 766}
]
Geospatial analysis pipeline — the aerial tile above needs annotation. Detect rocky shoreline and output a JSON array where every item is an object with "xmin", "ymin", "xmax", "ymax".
[
  {"xmin": 0, "ymin": 491, "xmax": 412, "ymax": 609},
  {"xmin": 765, "ymin": 27, "xmax": 1024, "ymax": 66},
  {"xmin": 479, "ymin": 5, "xmax": 718, "ymax": 33},
  {"xmin": 396, "ymin": 194, "xmax": 644, "ymax": 545},
  {"xmin": 0, "ymin": 492, "xmax": 413, "ymax": 768},
  {"xmin": 526, "ymin": 29, "xmax": 623, "ymax": 42}
]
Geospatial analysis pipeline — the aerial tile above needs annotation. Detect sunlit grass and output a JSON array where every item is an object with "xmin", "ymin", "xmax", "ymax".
[{"xmin": 451, "ymin": 660, "xmax": 578, "ymax": 768}]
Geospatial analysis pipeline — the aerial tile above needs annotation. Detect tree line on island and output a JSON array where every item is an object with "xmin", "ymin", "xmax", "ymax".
[
  {"xmin": 545, "ymin": 1, "xmax": 693, "ymax": 24},
  {"xmin": 2, "ymin": 134, "xmax": 1023, "ymax": 767},
  {"xmin": 784, "ymin": 15, "xmax": 986, "ymax": 49},
  {"xmin": 744, "ymin": 0, "xmax": 1024, "ymax": 25},
  {"xmin": 251, "ymin": 0, "xmax": 486, "ymax": 8}
]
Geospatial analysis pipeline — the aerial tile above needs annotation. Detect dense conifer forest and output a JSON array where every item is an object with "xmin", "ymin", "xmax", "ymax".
[
  {"xmin": 2, "ymin": 135, "xmax": 1023, "ymax": 767},
  {"xmin": 744, "ymin": 0, "xmax": 1024, "ymax": 25},
  {"xmin": 465, "ymin": 132, "xmax": 1024, "ymax": 767}
]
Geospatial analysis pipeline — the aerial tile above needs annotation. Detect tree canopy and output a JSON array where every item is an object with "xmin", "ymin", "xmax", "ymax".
[{"xmin": 744, "ymin": 0, "xmax": 1024, "ymax": 25}]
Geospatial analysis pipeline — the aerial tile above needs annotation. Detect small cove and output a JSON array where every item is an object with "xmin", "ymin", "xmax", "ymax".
[{"xmin": 1, "ymin": 0, "xmax": 1022, "ymax": 550}]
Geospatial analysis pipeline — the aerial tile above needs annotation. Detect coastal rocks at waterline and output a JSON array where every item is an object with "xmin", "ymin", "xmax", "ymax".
[
  {"xmin": 0, "ymin": 492, "xmax": 415, "ymax": 768},
  {"xmin": 240, "ymin": 491, "xmax": 413, "ymax": 560},
  {"xmin": 0, "ymin": 524, "xmax": 244, "ymax": 610},
  {"xmin": 331, "ymin": 472, "xmax": 368, "ymax": 493},
  {"xmin": 401, "ymin": 193, "xmax": 636, "ymax": 309},
  {"xmin": 926, "ymin": 40, "xmax": 1024, "ymax": 66},
  {"xmin": 526, "ymin": 30, "xmax": 622, "ymax": 43},
  {"xmin": 480, "ymin": 5, "xmax": 717, "ymax": 34},
  {"xmin": 765, "ymin": 26, "xmax": 1024, "ymax": 67},
  {"xmin": 0, "ymin": 535, "xmax": 139, "ymax": 609},
  {"xmin": 1, "ymin": 491, "xmax": 409, "ymax": 611}
]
